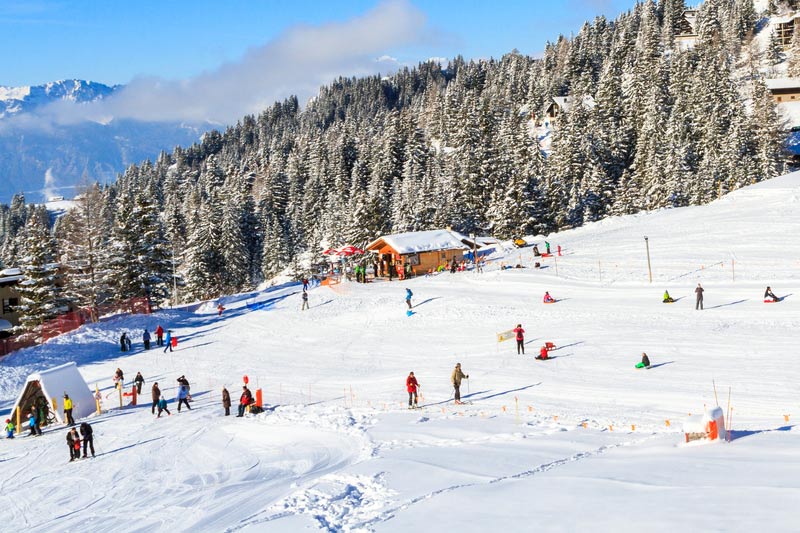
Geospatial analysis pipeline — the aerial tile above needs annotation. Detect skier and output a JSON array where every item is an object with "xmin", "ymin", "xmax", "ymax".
[
  {"xmin": 80, "ymin": 421, "xmax": 95, "ymax": 458},
  {"xmin": 405, "ymin": 288, "xmax": 413, "ymax": 309},
  {"xmin": 513, "ymin": 324, "xmax": 525, "ymax": 355},
  {"xmin": 156, "ymin": 396, "xmax": 171, "ymax": 417},
  {"xmin": 114, "ymin": 368, "xmax": 124, "ymax": 388},
  {"xmin": 217, "ymin": 303, "xmax": 225, "ymax": 316},
  {"xmin": 406, "ymin": 372, "xmax": 420, "ymax": 409},
  {"xmin": 5, "ymin": 419, "xmax": 14, "ymax": 438},
  {"xmin": 63, "ymin": 393, "xmax": 75, "ymax": 426},
  {"xmin": 663, "ymin": 290, "xmax": 674, "ymax": 303},
  {"xmin": 134, "ymin": 372, "xmax": 145, "ymax": 395},
  {"xmin": 163, "ymin": 330, "xmax": 173, "ymax": 353},
  {"xmin": 302, "ymin": 278, "xmax": 309, "ymax": 291},
  {"xmin": 67, "ymin": 427, "xmax": 81, "ymax": 462},
  {"xmin": 695, "ymin": 283, "xmax": 704, "ymax": 310},
  {"xmin": 237, "ymin": 385, "xmax": 253, "ymax": 417},
  {"xmin": 222, "ymin": 387, "xmax": 231, "ymax": 416},
  {"xmin": 543, "ymin": 291, "xmax": 555, "ymax": 303},
  {"xmin": 155, "ymin": 324, "xmax": 164, "ymax": 346},
  {"xmin": 536, "ymin": 345, "xmax": 549, "ymax": 360},
  {"xmin": 451, "ymin": 363, "xmax": 469, "ymax": 405},
  {"xmin": 176, "ymin": 382, "xmax": 191, "ymax": 412},
  {"xmin": 636, "ymin": 352, "xmax": 651, "ymax": 369},
  {"xmin": 764, "ymin": 286, "xmax": 779, "ymax": 302},
  {"xmin": 301, "ymin": 291, "xmax": 309, "ymax": 311},
  {"xmin": 120, "ymin": 332, "xmax": 128, "ymax": 352},
  {"xmin": 143, "ymin": 328, "xmax": 151, "ymax": 350},
  {"xmin": 151, "ymin": 382, "xmax": 161, "ymax": 415}
]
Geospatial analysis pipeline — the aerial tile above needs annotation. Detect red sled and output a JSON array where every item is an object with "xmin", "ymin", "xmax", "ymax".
[
  {"xmin": 543, "ymin": 300, "xmax": 557, "ymax": 304},
  {"xmin": 171, "ymin": 337, "xmax": 178, "ymax": 347},
  {"xmin": 763, "ymin": 299, "xmax": 780, "ymax": 304},
  {"xmin": 541, "ymin": 253, "xmax": 552, "ymax": 258},
  {"xmin": 545, "ymin": 342, "xmax": 556, "ymax": 351}
]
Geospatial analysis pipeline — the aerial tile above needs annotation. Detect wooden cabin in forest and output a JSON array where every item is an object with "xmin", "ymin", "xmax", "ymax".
[
  {"xmin": 543, "ymin": 95, "xmax": 596, "ymax": 127},
  {"xmin": 366, "ymin": 229, "xmax": 470, "ymax": 276},
  {"xmin": 765, "ymin": 78, "xmax": 800, "ymax": 104},
  {"xmin": 0, "ymin": 268, "xmax": 23, "ymax": 327},
  {"xmin": 775, "ymin": 12, "xmax": 800, "ymax": 49}
]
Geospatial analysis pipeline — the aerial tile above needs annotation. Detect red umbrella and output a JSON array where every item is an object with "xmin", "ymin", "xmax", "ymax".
[
  {"xmin": 338, "ymin": 245, "xmax": 364, "ymax": 256},
  {"xmin": 322, "ymin": 248, "xmax": 339, "ymax": 256}
]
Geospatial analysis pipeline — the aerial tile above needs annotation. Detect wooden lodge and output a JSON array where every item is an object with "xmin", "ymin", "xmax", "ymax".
[
  {"xmin": 365, "ymin": 229, "xmax": 471, "ymax": 277},
  {"xmin": 765, "ymin": 78, "xmax": 800, "ymax": 104}
]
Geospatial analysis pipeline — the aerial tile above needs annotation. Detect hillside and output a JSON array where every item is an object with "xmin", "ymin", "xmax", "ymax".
[{"xmin": 1, "ymin": 171, "xmax": 799, "ymax": 531}]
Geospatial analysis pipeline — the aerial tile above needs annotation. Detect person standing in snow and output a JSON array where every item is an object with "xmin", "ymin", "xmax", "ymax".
[
  {"xmin": 120, "ymin": 332, "xmax": 128, "ymax": 352},
  {"xmin": 513, "ymin": 324, "xmax": 525, "ymax": 355},
  {"xmin": 67, "ymin": 427, "xmax": 81, "ymax": 462},
  {"xmin": 451, "ymin": 363, "xmax": 469, "ymax": 405},
  {"xmin": 217, "ymin": 303, "xmax": 225, "ymax": 316},
  {"xmin": 301, "ymin": 291, "xmax": 309, "ymax": 311},
  {"xmin": 5, "ymin": 419, "xmax": 15, "ymax": 438},
  {"xmin": 405, "ymin": 288, "xmax": 413, "ymax": 309},
  {"xmin": 545, "ymin": 241, "xmax": 551, "ymax": 254},
  {"xmin": 134, "ymin": 372, "xmax": 145, "ymax": 395},
  {"xmin": 143, "ymin": 328, "xmax": 151, "ymax": 350},
  {"xmin": 155, "ymin": 324, "xmax": 164, "ymax": 346},
  {"xmin": 63, "ymin": 393, "xmax": 75, "ymax": 426},
  {"xmin": 80, "ymin": 422, "xmax": 94, "ymax": 458},
  {"xmin": 163, "ymin": 330, "xmax": 173, "ymax": 353},
  {"xmin": 177, "ymin": 375, "xmax": 192, "ymax": 401},
  {"xmin": 302, "ymin": 278, "xmax": 309, "ymax": 291},
  {"xmin": 151, "ymin": 382, "xmax": 161, "ymax": 415},
  {"xmin": 695, "ymin": 283, "xmax": 704, "ymax": 310},
  {"xmin": 114, "ymin": 368, "xmax": 124, "ymax": 388},
  {"xmin": 222, "ymin": 387, "xmax": 231, "ymax": 416},
  {"xmin": 157, "ymin": 396, "xmax": 171, "ymax": 417},
  {"xmin": 406, "ymin": 372, "xmax": 420, "ymax": 409},
  {"xmin": 176, "ymin": 383, "xmax": 191, "ymax": 412},
  {"xmin": 237, "ymin": 386, "xmax": 253, "ymax": 417}
]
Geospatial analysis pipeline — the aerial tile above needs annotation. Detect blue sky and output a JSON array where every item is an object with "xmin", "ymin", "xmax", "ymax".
[{"xmin": 2, "ymin": 0, "xmax": 635, "ymax": 87}]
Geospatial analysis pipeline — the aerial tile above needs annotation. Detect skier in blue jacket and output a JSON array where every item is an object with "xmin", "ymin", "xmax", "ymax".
[{"xmin": 405, "ymin": 288, "xmax": 413, "ymax": 309}]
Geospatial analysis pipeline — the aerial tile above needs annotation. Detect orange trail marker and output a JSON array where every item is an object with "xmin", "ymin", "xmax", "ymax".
[
  {"xmin": 502, "ymin": 406, "xmax": 507, "ymax": 412},
  {"xmin": 527, "ymin": 406, "xmax": 533, "ymax": 412},
  {"xmin": 665, "ymin": 420, "xmax": 671, "ymax": 427},
  {"xmin": 631, "ymin": 424, "xmax": 636, "ymax": 431},
  {"xmin": 582, "ymin": 422, "xmax": 587, "ymax": 428},
  {"xmin": 785, "ymin": 414, "xmax": 790, "ymax": 422},
  {"xmin": 609, "ymin": 425, "xmax": 614, "ymax": 431},
  {"xmin": 553, "ymin": 415, "xmax": 558, "ymax": 421}
]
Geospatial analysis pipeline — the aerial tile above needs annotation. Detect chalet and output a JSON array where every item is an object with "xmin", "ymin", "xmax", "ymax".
[
  {"xmin": 775, "ymin": 13, "xmax": 800, "ymax": 49},
  {"xmin": 675, "ymin": 9, "xmax": 698, "ymax": 50},
  {"xmin": 543, "ymin": 95, "xmax": 596, "ymax": 127},
  {"xmin": 0, "ymin": 268, "xmax": 23, "ymax": 327},
  {"xmin": 366, "ymin": 229, "xmax": 471, "ymax": 276},
  {"xmin": 765, "ymin": 78, "xmax": 800, "ymax": 104}
]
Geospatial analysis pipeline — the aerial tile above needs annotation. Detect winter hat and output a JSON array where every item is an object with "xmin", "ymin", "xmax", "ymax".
[{"xmin": 4, "ymin": 419, "xmax": 9, "ymax": 423}]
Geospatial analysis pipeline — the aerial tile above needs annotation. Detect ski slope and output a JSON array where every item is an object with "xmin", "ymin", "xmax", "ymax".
[{"xmin": 3, "ymin": 172, "xmax": 800, "ymax": 532}]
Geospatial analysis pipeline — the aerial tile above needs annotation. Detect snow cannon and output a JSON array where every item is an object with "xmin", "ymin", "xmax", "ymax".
[{"xmin": 683, "ymin": 406, "xmax": 726, "ymax": 443}]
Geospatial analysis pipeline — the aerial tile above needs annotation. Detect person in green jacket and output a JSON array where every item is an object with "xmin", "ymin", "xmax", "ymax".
[{"xmin": 663, "ymin": 290, "xmax": 674, "ymax": 303}]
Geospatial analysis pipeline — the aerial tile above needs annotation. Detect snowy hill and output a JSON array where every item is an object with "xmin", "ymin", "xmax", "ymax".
[
  {"xmin": 0, "ymin": 80, "xmax": 207, "ymax": 204},
  {"xmin": 1, "ymin": 172, "xmax": 800, "ymax": 531}
]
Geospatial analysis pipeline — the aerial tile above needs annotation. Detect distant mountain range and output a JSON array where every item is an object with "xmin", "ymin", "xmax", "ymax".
[{"xmin": 0, "ymin": 79, "xmax": 208, "ymax": 204}]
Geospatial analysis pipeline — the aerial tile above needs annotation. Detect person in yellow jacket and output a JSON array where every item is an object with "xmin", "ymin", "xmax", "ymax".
[
  {"xmin": 451, "ymin": 363, "xmax": 469, "ymax": 405},
  {"xmin": 63, "ymin": 393, "xmax": 75, "ymax": 426}
]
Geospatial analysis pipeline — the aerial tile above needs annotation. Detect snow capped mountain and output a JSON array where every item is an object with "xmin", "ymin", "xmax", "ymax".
[
  {"xmin": 0, "ymin": 79, "xmax": 118, "ymax": 119},
  {"xmin": 0, "ymin": 80, "xmax": 208, "ymax": 204}
]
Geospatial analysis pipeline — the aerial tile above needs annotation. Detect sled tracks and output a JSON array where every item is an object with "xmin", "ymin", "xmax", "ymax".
[{"xmin": 243, "ymin": 433, "xmax": 657, "ymax": 532}]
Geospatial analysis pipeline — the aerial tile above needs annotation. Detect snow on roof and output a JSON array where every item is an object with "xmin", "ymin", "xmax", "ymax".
[
  {"xmin": 776, "ymin": 101, "xmax": 800, "ymax": 128},
  {"xmin": 366, "ymin": 229, "xmax": 469, "ymax": 254},
  {"xmin": 765, "ymin": 78, "xmax": 800, "ymax": 91},
  {"xmin": 550, "ymin": 95, "xmax": 596, "ymax": 113},
  {"xmin": 0, "ymin": 267, "xmax": 22, "ymax": 276}
]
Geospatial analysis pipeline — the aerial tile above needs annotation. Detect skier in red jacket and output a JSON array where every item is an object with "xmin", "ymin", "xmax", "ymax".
[
  {"xmin": 155, "ymin": 325, "xmax": 164, "ymax": 346},
  {"xmin": 406, "ymin": 372, "xmax": 420, "ymax": 409}
]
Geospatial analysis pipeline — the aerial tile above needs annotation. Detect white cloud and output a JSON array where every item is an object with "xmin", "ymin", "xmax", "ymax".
[{"xmin": 13, "ymin": 0, "xmax": 427, "ymax": 128}]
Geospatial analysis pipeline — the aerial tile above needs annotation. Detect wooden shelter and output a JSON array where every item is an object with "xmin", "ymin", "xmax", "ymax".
[{"xmin": 366, "ymin": 229, "xmax": 470, "ymax": 277}]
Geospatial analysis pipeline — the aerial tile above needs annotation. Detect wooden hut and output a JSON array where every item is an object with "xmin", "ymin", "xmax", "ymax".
[{"xmin": 366, "ymin": 229, "xmax": 470, "ymax": 277}]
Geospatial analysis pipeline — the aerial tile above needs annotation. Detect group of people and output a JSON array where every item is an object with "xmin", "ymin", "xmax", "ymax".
[
  {"xmin": 660, "ymin": 284, "xmax": 780, "ymax": 308},
  {"xmin": 119, "ymin": 325, "xmax": 170, "ymax": 352},
  {"xmin": 512, "ymin": 324, "xmax": 551, "ymax": 360},
  {"xmin": 66, "ymin": 422, "xmax": 94, "ymax": 461}
]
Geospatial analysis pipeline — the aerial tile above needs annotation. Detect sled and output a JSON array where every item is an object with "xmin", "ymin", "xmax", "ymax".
[
  {"xmin": 541, "ymin": 253, "xmax": 552, "ymax": 258},
  {"xmin": 545, "ymin": 342, "xmax": 556, "ymax": 350},
  {"xmin": 662, "ymin": 300, "xmax": 675, "ymax": 304},
  {"xmin": 635, "ymin": 362, "xmax": 651, "ymax": 369},
  {"xmin": 543, "ymin": 300, "xmax": 557, "ymax": 305},
  {"xmin": 534, "ymin": 356, "xmax": 550, "ymax": 361},
  {"xmin": 406, "ymin": 310, "xmax": 414, "ymax": 317},
  {"xmin": 763, "ymin": 299, "xmax": 781, "ymax": 304}
]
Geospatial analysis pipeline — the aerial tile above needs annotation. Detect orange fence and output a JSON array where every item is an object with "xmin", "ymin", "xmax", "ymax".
[{"xmin": 0, "ymin": 297, "xmax": 152, "ymax": 358}]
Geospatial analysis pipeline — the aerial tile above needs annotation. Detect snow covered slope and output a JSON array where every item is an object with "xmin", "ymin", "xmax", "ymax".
[{"xmin": 1, "ymin": 173, "xmax": 800, "ymax": 531}]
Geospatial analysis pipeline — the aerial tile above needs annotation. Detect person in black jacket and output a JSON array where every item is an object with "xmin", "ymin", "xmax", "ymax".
[
  {"xmin": 67, "ymin": 428, "xmax": 81, "ymax": 461},
  {"xmin": 80, "ymin": 422, "xmax": 95, "ymax": 458},
  {"xmin": 765, "ymin": 286, "xmax": 779, "ymax": 302},
  {"xmin": 695, "ymin": 283, "xmax": 704, "ymax": 310},
  {"xmin": 134, "ymin": 372, "xmax": 145, "ymax": 395},
  {"xmin": 222, "ymin": 387, "xmax": 231, "ymax": 416}
]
